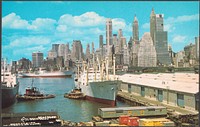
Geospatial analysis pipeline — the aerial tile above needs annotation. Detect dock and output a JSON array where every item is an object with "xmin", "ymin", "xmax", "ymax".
[{"xmin": 117, "ymin": 91, "xmax": 199, "ymax": 125}]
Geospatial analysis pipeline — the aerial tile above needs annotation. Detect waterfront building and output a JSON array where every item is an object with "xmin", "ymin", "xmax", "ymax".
[
  {"xmin": 48, "ymin": 50, "xmax": 57, "ymax": 60},
  {"xmin": 32, "ymin": 51, "xmax": 43, "ymax": 68},
  {"xmin": 138, "ymin": 33, "xmax": 157, "ymax": 67},
  {"xmin": 71, "ymin": 40, "xmax": 84, "ymax": 62},
  {"xmin": 58, "ymin": 44, "xmax": 65, "ymax": 57},
  {"xmin": 119, "ymin": 73, "xmax": 199, "ymax": 111},
  {"xmin": 115, "ymin": 53, "xmax": 123, "ymax": 69},
  {"xmin": 132, "ymin": 15, "xmax": 139, "ymax": 44},
  {"xmin": 195, "ymin": 37, "xmax": 199, "ymax": 61},
  {"xmin": 106, "ymin": 18, "xmax": 113, "ymax": 46}
]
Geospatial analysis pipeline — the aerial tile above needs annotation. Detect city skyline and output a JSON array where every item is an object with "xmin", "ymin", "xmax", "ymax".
[{"xmin": 2, "ymin": 1, "xmax": 199, "ymax": 61}]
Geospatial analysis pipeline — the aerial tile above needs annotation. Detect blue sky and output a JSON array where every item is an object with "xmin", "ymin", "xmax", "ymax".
[{"xmin": 2, "ymin": 1, "xmax": 199, "ymax": 61}]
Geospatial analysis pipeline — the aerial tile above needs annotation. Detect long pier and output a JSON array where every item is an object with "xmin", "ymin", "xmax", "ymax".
[{"xmin": 117, "ymin": 91, "xmax": 199, "ymax": 126}]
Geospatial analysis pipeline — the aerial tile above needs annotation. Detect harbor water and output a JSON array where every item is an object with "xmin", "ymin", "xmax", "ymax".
[{"xmin": 2, "ymin": 76, "xmax": 130, "ymax": 122}]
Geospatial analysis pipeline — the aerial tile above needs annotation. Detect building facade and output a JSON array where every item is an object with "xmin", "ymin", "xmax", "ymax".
[
  {"xmin": 32, "ymin": 52, "xmax": 44, "ymax": 68},
  {"xmin": 138, "ymin": 33, "xmax": 157, "ymax": 67},
  {"xmin": 132, "ymin": 15, "xmax": 139, "ymax": 44},
  {"xmin": 106, "ymin": 18, "xmax": 113, "ymax": 46}
]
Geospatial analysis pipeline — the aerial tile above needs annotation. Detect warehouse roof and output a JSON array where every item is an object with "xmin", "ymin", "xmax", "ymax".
[
  {"xmin": 99, "ymin": 106, "xmax": 166, "ymax": 112},
  {"xmin": 116, "ymin": 73, "xmax": 199, "ymax": 94}
]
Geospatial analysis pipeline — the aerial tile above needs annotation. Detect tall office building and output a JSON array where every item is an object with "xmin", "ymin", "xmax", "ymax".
[
  {"xmin": 92, "ymin": 42, "xmax": 95, "ymax": 54},
  {"xmin": 86, "ymin": 43, "xmax": 90, "ymax": 61},
  {"xmin": 48, "ymin": 50, "xmax": 57, "ymax": 60},
  {"xmin": 132, "ymin": 15, "xmax": 139, "ymax": 44},
  {"xmin": 150, "ymin": 8, "xmax": 156, "ymax": 44},
  {"xmin": 138, "ymin": 33, "xmax": 157, "ymax": 67},
  {"xmin": 32, "ymin": 51, "xmax": 44, "ymax": 67},
  {"xmin": 58, "ymin": 44, "xmax": 65, "ymax": 57},
  {"xmin": 123, "ymin": 45, "xmax": 129, "ymax": 65},
  {"xmin": 113, "ymin": 34, "xmax": 118, "ymax": 45},
  {"xmin": 71, "ymin": 40, "xmax": 84, "ymax": 62},
  {"xmin": 150, "ymin": 8, "xmax": 171, "ymax": 66},
  {"xmin": 52, "ymin": 44, "xmax": 59, "ymax": 56},
  {"xmin": 64, "ymin": 43, "xmax": 70, "ymax": 61},
  {"xmin": 99, "ymin": 35, "xmax": 103, "ymax": 48},
  {"xmin": 118, "ymin": 29, "xmax": 123, "ymax": 40},
  {"xmin": 106, "ymin": 18, "xmax": 113, "ymax": 46}
]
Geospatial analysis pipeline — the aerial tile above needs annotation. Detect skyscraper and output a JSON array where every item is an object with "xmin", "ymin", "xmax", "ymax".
[
  {"xmin": 64, "ymin": 43, "xmax": 70, "ymax": 61},
  {"xmin": 132, "ymin": 15, "xmax": 139, "ymax": 44},
  {"xmin": 99, "ymin": 35, "xmax": 103, "ymax": 48},
  {"xmin": 52, "ymin": 44, "xmax": 59, "ymax": 56},
  {"xmin": 58, "ymin": 44, "xmax": 65, "ymax": 57},
  {"xmin": 113, "ymin": 34, "xmax": 118, "ymax": 46},
  {"xmin": 86, "ymin": 43, "xmax": 90, "ymax": 61},
  {"xmin": 71, "ymin": 40, "xmax": 83, "ymax": 62},
  {"xmin": 106, "ymin": 18, "xmax": 113, "ymax": 46},
  {"xmin": 150, "ymin": 8, "xmax": 171, "ymax": 66},
  {"xmin": 150, "ymin": 8, "xmax": 156, "ymax": 44},
  {"xmin": 138, "ymin": 33, "xmax": 157, "ymax": 67},
  {"xmin": 32, "ymin": 51, "xmax": 44, "ymax": 67}
]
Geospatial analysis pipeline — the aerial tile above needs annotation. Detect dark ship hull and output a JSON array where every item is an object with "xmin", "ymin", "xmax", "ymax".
[{"xmin": 1, "ymin": 83, "xmax": 19, "ymax": 108}]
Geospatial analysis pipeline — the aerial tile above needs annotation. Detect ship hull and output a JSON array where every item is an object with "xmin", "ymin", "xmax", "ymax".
[
  {"xmin": 2, "ymin": 83, "xmax": 19, "ymax": 108},
  {"xmin": 19, "ymin": 71, "xmax": 72, "ymax": 78},
  {"xmin": 80, "ymin": 80, "xmax": 121, "ymax": 106}
]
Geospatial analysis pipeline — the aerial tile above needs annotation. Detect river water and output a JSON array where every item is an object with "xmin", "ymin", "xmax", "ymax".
[{"xmin": 2, "ymin": 77, "xmax": 130, "ymax": 122}]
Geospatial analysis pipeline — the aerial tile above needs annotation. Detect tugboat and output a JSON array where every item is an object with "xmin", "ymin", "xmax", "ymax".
[
  {"xmin": 17, "ymin": 79, "xmax": 55, "ymax": 101},
  {"xmin": 64, "ymin": 87, "xmax": 85, "ymax": 99}
]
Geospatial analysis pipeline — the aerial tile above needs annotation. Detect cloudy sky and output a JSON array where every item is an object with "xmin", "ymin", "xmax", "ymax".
[{"xmin": 2, "ymin": 1, "xmax": 199, "ymax": 61}]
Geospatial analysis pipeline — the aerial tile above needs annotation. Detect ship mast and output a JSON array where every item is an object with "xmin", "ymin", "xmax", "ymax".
[
  {"xmin": 113, "ymin": 56, "xmax": 116, "ymax": 80},
  {"xmin": 106, "ymin": 57, "xmax": 109, "ymax": 80}
]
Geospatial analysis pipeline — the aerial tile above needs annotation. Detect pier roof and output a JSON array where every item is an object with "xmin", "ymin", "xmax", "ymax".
[{"xmin": 117, "ymin": 73, "xmax": 199, "ymax": 94}]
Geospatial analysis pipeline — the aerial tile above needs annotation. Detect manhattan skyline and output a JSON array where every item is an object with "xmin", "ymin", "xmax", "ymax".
[{"xmin": 2, "ymin": 1, "xmax": 199, "ymax": 61}]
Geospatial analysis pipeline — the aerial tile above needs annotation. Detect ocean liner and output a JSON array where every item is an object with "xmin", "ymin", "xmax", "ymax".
[
  {"xmin": 19, "ymin": 68, "xmax": 72, "ymax": 78},
  {"xmin": 75, "ymin": 57, "xmax": 121, "ymax": 106}
]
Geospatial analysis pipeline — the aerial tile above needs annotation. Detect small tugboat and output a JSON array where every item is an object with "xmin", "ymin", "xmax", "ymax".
[
  {"xmin": 16, "ymin": 79, "xmax": 55, "ymax": 101},
  {"xmin": 64, "ymin": 87, "xmax": 85, "ymax": 99}
]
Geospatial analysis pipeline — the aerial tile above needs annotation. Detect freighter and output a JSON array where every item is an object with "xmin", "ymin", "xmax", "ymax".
[
  {"xmin": 1, "ymin": 71, "xmax": 19, "ymax": 108},
  {"xmin": 19, "ymin": 68, "xmax": 73, "ymax": 78},
  {"xmin": 75, "ymin": 57, "xmax": 121, "ymax": 106}
]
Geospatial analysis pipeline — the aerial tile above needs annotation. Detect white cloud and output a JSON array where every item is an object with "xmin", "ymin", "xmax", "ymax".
[
  {"xmin": 28, "ymin": 18, "xmax": 57, "ymax": 31},
  {"xmin": 164, "ymin": 24, "xmax": 175, "ymax": 32},
  {"xmin": 166, "ymin": 14, "xmax": 199, "ymax": 24},
  {"xmin": 172, "ymin": 35, "xmax": 187, "ymax": 43},
  {"xmin": 10, "ymin": 36, "xmax": 51, "ymax": 47},
  {"xmin": 112, "ymin": 18, "xmax": 126, "ymax": 31},
  {"xmin": 2, "ymin": 13, "xmax": 30, "ymax": 29},
  {"xmin": 142, "ymin": 23, "xmax": 149, "ymax": 29}
]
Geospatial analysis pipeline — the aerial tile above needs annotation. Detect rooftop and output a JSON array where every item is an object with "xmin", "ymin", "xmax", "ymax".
[{"xmin": 117, "ymin": 73, "xmax": 199, "ymax": 94}]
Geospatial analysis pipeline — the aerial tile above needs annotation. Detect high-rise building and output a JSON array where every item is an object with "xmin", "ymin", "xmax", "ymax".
[
  {"xmin": 58, "ymin": 44, "xmax": 65, "ymax": 57},
  {"xmin": 123, "ymin": 45, "xmax": 129, "ymax": 65},
  {"xmin": 32, "ymin": 51, "xmax": 44, "ymax": 68},
  {"xmin": 150, "ymin": 9, "xmax": 171, "ymax": 66},
  {"xmin": 64, "ymin": 43, "xmax": 70, "ymax": 61},
  {"xmin": 113, "ymin": 34, "xmax": 118, "ymax": 46},
  {"xmin": 150, "ymin": 8, "xmax": 156, "ymax": 44},
  {"xmin": 155, "ymin": 14, "xmax": 164, "ymax": 31},
  {"xmin": 195, "ymin": 36, "xmax": 199, "ymax": 60},
  {"xmin": 85, "ymin": 43, "xmax": 90, "ymax": 61},
  {"xmin": 132, "ymin": 15, "xmax": 139, "ymax": 44},
  {"xmin": 99, "ymin": 35, "xmax": 103, "ymax": 48},
  {"xmin": 175, "ymin": 51, "xmax": 185, "ymax": 67},
  {"xmin": 106, "ymin": 18, "xmax": 113, "ymax": 46},
  {"xmin": 154, "ymin": 31, "xmax": 171, "ymax": 65},
  {"xmin": 52, "ymin": 44, "xmax": 59, "ymax": 56},
  {"xmin": 71, "ymin": 40, "xmax": 84, "ymax": 62},
  {"xmin": 48, "ymin": 50, "xmax": 57, "ymax": 60},
  {"xmin": 92, "ymin": 42, "xmax": 95, "ymax": 54},
  {"xmin": 118, "ymin": 29, "xmax": 123, "ymax": 40},
  {"xmin": 138, "ymin": 33, "xmax": 157, "ymax": 67}
]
